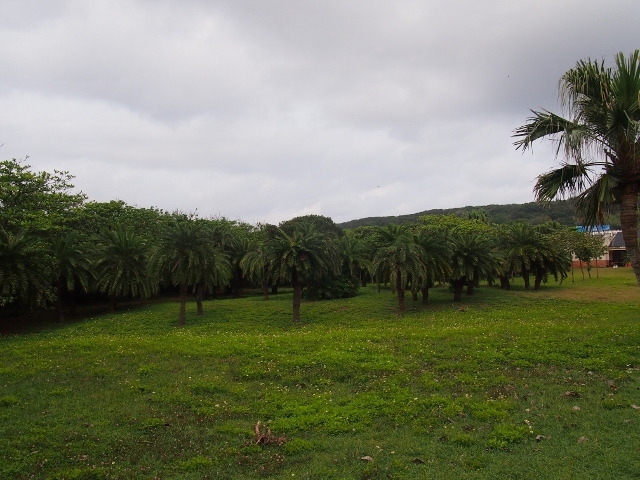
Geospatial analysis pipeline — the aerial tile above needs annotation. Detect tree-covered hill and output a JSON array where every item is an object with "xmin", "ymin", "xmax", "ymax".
[{"xmin": 338, "ymin": 199, "xmax": 620, "ymax": 229}]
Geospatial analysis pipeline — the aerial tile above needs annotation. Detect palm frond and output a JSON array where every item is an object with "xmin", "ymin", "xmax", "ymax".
[
  {"xmin": 513, "ymin": 110, "xmax": 589, "ymax": 159},
  {"xmin": 573, "ymin": 170, "xmax": 621, "ymax": 226},
  {"xmin": 533, "ymin": 163, "xmax": 593, "ymax": 202}
]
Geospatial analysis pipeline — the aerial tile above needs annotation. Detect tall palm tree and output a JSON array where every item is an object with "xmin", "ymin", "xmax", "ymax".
[
  {"xmin": 372, "ymin": 224, "xmax": 426, "ymax": 314},
  {"xmin": 94, "ymin": 227, "xmax": 155, "ymax": 312},
  {"xmin": 449, "ymin": 232, "xmax": 497, "ymax": 301},
  {"xmin": 0, "ymin": 227, "xmax": 49, "ymax": 307},
  {"xmin": 269, "ymin": 219, "xmax": 341, "ymax": 324},
  {"xmin": 45, "ymin": 231, "xmax": 93, "ymax": 321},
  {"xmin": 514, "ymin": 50, "xmax": 640, "ymax": 284}
]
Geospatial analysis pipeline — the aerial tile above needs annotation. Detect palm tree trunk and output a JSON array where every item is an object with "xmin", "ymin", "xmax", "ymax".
[
  {"xmin": 271, "ymin": 283, "xmax": 278, "ymax": 295},
  {"xmin": 466, "ymin": 280, "xmax": 474, "ymax": 295},
  {"xmin": 534, "ymin": 267, "xmax": 544, "ymax": 290},
  {"xmin": 411, "ymin": 289, "xmax": 418, "ymax": 301},
  {"xmin": 500, "ymin": 275, "xmax": 511, "ymax": 290},
  {"xmin": 453, "ymin": 279, "xmax": 464, "ymax": 302},
  {"xmin": 620, "ymin": 183, "xmax": 640, "ymax": 285},
  {"xmin": 521, "ymin": 266, "xmax": 530, "ymax": 290},
  {"xmin": 178, "ymin": 282, "xmax": 187, "ymax": 326},
  {"xmin": 396, "ymin": 270, "xmax": 405, "ymax": 313},
  {"xmin": 261, "ymin": 282, "xmax": 269, "ymax": 300},
  {"xmin": 421, "ymin": 286, "xmax": 429, "ymax": 305},
  {"xmin": 196, "ymin": 284, "xmax": 204, "ymax": 315}
]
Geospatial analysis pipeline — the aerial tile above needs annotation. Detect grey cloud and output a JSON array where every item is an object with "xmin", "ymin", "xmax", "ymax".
[{"xmin": 1, "ymin": 0, "xmax": 638, "ymax": 225}]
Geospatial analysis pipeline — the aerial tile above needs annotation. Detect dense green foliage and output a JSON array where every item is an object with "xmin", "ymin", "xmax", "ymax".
[
  {"xmin": 0, "ymin": 159, "xmax": 611, "ymax": 325},
  {"xmin": 0, "ymin": 159, "xmax": 85, "ymax": 234},
  {"xmin": 1, "ymin": 269, "xmax": 639, "ymax": 478}
]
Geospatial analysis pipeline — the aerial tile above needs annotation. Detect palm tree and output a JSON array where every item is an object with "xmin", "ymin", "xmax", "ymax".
[
  {"xmin": 514, "ymin": 50, "xmax": 640, "ymax": 284},
  {"xmin": 530, "ymin": 237, "xmax": 571, "ymax": 290},
  {"xmin": 45, "ymin": 231, "xmax": 93, "ymax": 321},
  {"xmin": 530, "ymin": 224, "xmax": 572, "ymax": 289},
  {"xmin": 414, "ymin": 229, "xmax": 451, "ymax": 305},
  {"xmin": 500, "ymin": 223, "xmax": 540, "ymax": 290},
  {"xmin": 241, "ymin": 229, "xmax": 274, "ymax": 300},
  {"xmin": 371, "ymin": 224, "xmax": 426, "ymax": 314},
  {"xmin": 449, "ymin": 232, "xmax": 497, "ymax": 301},
  {"xmin": 94, "ymin": 227, "xmax": 155, "ymax": 312},
  {"xmin": 499, "ymin": 223, "xmax": 572, "ymax": 290},
  {"xmin": 0, "ymin": 227, "xmax": 49, "ymax": 307},
  {"xmin": 269, "ymin": 219, "xmax": 341, "ymax": 324},
  {"xmin": 152, "ymin": 220, "xmax": 229, "ymax": 325},
  {"xmin": 340, "ymin": 232, "xmax": 371, "ymax": 287},
  {"xmin": 193, "ymin": 244, "xmax": 231, "ymax": 315},
  {"xmin": 227, "ymin": 232, "xmax": 250, "ymax": 298}
]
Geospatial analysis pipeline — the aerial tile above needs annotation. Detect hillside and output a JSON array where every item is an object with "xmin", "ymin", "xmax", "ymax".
[{"xmin": 338, "ymin": 199, "xmax": 621, "ymax": 229}]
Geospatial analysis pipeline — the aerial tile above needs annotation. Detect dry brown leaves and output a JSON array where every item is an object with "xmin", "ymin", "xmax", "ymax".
[{"xmin": 253, "ymin": 421, "xmax": 286, "ymax": 446}]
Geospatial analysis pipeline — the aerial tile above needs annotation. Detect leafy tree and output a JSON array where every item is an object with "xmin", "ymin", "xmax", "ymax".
[
  {"xmin": 419, "ymin": 214, "xmax": 493, "ymax": 236},
  {"xmin": 0, "ymin": 228, "xmax": 49, "ymax": 307},
  {"xmin": 45, "ymin": 231, "xmax": 93, "ymax": 321},
  {"xmin": 372, "ymin": 224, "xmax": 426, "ymax": 314},
  {"xmin": 573, "ymin": 232, "xmax": 607, "ymax": 279},
  {"xmin": 0, "ymin": 159, "xmax": 85, "ymax": 234},
  {"xmin": 514, "ymin": 50, "xmax": 640, "ymax": 284},
  {"xmin": 70, "ymin": 200, "xmax": 169, "ymax": 240},
  {"xmin": 280, "ymin": 214, "xmax": 344, "ymax": 239},
  {"xmin": 466, "ymin": 209, "xmax": 489, "ymax": 223},
  {"xmin": 94, "ymin": 227, "xmax": 155, "ymax": 312},
  {"xmin": 269, "ymin": 218, "xmax": 341, "ymax": 324}
]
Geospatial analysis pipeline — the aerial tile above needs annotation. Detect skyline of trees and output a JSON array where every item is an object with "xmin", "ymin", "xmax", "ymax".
[{"xmin": 0, "ymin": 158, "xmax": 625, "ymax": 325}]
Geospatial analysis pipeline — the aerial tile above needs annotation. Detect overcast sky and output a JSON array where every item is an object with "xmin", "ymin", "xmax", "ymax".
[{"xmin": 1, "ymin": 1, "xmax": 638, "ymax": 225}]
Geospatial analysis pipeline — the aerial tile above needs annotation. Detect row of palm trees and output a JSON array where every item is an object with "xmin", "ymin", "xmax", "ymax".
[
  {"xmin": 1, "ymin": 214, "xmax": 580, "ymax": 324},
  {"xmin": 352, "ymin": 221, "xmax": 573, "ymax": 314}
]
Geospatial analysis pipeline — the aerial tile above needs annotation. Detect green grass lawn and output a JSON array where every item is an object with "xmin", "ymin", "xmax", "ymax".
[{"xmin": 1, "ymin": 269, "xmax": 639, "ymax": 479}]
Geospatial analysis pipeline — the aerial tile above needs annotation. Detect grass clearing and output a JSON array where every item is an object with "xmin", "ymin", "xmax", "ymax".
[{"xmin": 1, "ymin": 268, "xmax": 639, "ymax": 479}]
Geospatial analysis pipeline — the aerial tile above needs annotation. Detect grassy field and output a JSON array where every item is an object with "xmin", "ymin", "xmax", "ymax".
[{"xmin": 1, "ymin": 268, "xmax": 639, "ymax": 479}]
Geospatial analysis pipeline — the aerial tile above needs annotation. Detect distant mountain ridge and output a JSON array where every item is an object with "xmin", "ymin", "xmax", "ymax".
[{"xmin": 337, "ymin": 199, "xmax": 599, "ymax": 229}]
